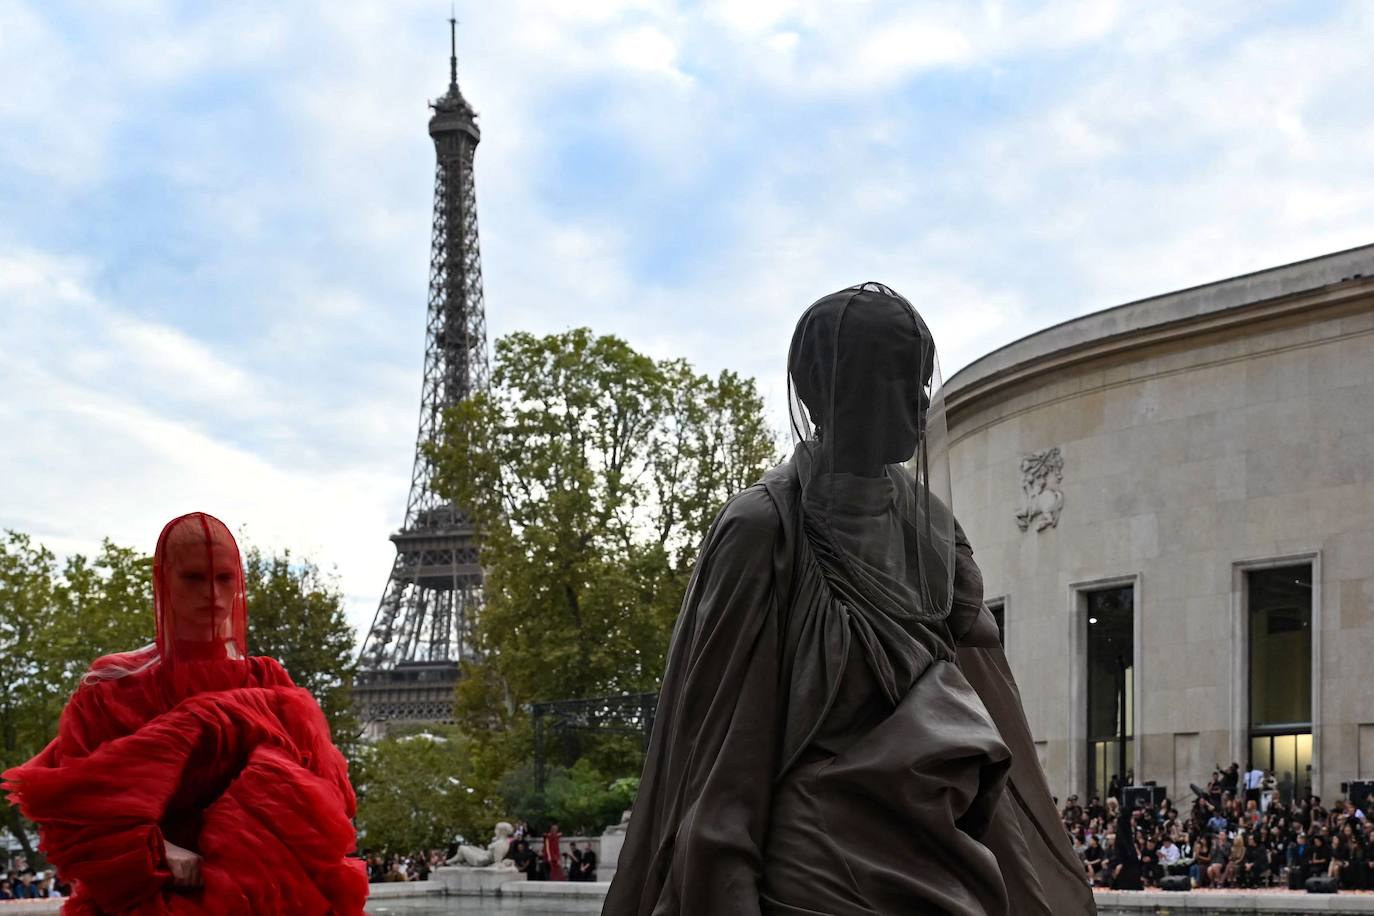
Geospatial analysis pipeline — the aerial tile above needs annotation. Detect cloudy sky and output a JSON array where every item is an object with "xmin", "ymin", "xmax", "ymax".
[{"xmin": 3, "ymin": 0, "xmax": 1372, "ymax": 643}]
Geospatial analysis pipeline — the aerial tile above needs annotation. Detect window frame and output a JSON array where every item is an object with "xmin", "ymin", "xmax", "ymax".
[
  {"xmin": 1069, "ymin": 573, "xmax": 1143, "ymax": 800},
  {"xmin": 1231, "ymin": 552, "xmax": 1322, "ymax": 799}
]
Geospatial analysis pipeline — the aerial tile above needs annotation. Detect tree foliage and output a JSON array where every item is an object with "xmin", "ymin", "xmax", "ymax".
[
  {"xmin": 499, "ymin": 760, "xmax": 638, "ymax": 837},
  {"xmin": 429, "ymin": 328, "xmax": 778, "ymax": 799},
  {"xmin": 353, "ymin": 726, "xmax": 495, "ymax": 853},
  {"xmin": 0, "ymin": 534, "xmax": 151, "ymax": 857},
  {"xmin": 242, "ymin": 547, "xmax": 358, "ymax": 749}
]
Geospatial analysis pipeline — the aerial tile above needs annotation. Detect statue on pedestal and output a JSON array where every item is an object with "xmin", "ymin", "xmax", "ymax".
[{"xmin": 447, "ymin": 821, "xmax": 517, "ymax": 869}]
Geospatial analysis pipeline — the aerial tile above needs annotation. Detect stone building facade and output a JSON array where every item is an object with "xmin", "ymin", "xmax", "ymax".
[{"xmin": 943, "ymin": 244, "xmax": 1374, "ymax": 805}]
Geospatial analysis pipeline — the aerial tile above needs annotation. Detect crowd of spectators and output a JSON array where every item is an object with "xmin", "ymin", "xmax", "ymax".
[
  {"xmin": 363, "ymin": 849, "xmax": 446, "ymax": 883},
  {"xmin": 0, "ymin": 856, "xmax": 69, "ymax": 899},
  {"xmin": 1061, "ymin": 763, "xmax": 1374, "ymax": 891}
]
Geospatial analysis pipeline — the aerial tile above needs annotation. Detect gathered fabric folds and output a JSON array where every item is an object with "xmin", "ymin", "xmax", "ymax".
[
  {"xmin": 2, "ymin": 657, "xmax": 368, "ymax": 916},
  {"xmin": 602, "ymin": 458, "xmax": 1096, "ymax": 916},
  {"xmin": 760, "ymin": 661, "xmax": 1010, "ymax": 916}
]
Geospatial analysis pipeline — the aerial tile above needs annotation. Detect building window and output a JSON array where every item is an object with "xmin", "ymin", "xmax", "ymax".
[
  {"xmin": 986, "ymin": 598, "xmax": 1005, "ymax": 646},
  {"xmin": 1247, "ymin": 564, "xmax": 1313, "ymax": 804},
  {"xmin": 1087, "ymin": 585, "xmax": 1134, "ymax": 801}
]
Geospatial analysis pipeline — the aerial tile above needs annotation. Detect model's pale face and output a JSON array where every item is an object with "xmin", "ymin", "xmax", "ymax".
[{"xmin": 164, "ymin": 526, "xmax": 239, "ymax": 645}]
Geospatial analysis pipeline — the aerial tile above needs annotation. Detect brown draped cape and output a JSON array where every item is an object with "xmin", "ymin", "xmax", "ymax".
[{"xmin": 602, "ymin": 460, "xmax": 1094, "ymax": 915}]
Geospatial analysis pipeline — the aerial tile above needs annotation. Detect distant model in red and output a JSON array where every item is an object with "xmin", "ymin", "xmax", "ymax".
[
  {"xmin": 2, "ymin": 512, "xmax": 369, "ymax": 915},
  {"xmin": 542, "ymin": 823, "xmax": 566, "ymax": 881}
]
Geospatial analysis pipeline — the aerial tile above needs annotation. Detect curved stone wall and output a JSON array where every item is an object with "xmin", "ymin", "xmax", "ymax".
[{"xmin": 944, "ymin": 245, "xmax": 1374, "ymax": 801}]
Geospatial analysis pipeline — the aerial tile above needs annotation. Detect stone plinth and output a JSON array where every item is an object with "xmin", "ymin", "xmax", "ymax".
[
  {"xmin": 502, "ymin": 879, "xmax": 612, "ymax": 897},
  {"xmin": 366, "ymin": 878, "xmax": 445, "ymax": 898},
  {"xmin": 599, "ymin": 830, "xmax": 625, "ymax": 886},
  {"xmin": 430, "ymin": 865, "xmax": 525, "ymax": 896},
  {"xmin": 0, "ymin": 901, "xmax": 61, "ymax": 915},
  {"xmin": 1094, "ymin": 890, "xmax": 1374, "ymax": 914}
]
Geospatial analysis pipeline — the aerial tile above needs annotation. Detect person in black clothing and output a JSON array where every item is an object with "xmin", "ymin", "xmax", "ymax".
[
  {"xmin": 1083, "ymin": 835, "xmax": 1105, "ymax": 885},
  {"xmin": 1139, "ymin": 838, "xmax": 1159, "ymax": 887},
  {"xmin": 1331, "ymin": 825, "xmax": 1355, "ymax": 887},
  {"xmin": 1190, "ymin": 835, "xmax": 1212, "ymax": 887},
  {"xmin": 1222, "ymin": 763, "xmax": 1240, "ymax": 796},
  {"xmin": 1062, "ymin": 795, "xmax": 1083, "ymax": 826},
  {"xmin": 511, "ymin": 840, "xmax": 540, "ymax": 880},
  {"xmin": 1241, "ymin": 833, "xmax": 1266, "ymax": 887},
  {"xmin": 1306, "ymin": 834, "xmax": 1331, "ymax": 878},
  {"xmin": 569, "ymin": 842, "xmax": 586, "ymax": 881},
  {"xmin": 1311, "ymin": 796, "xmax": 1328, "ymax": 827},
  {"xmin": 1360, "ymin": 831, "xmax": 1374, "ymax": 890},
  {"xmin": 1112, "ymin": 809, "xmax": 1144, "ymax": 890}
]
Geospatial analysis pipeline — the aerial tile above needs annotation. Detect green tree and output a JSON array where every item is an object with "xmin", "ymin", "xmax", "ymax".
[
  {"xmin": 242, "ymin": 547, "xmax": 359, "ymax": 749},
  {"xmin": 0, "ymin": 534, "xmax": 152, "ymax": 858},
  {"xmin": 499, "ymin": 760, "xmax": 638, "ymax": 836},
  {"xmin": 429, "ymin": 328, "xmax": 778, "ymax": 800},
  {"xmin": 51, "ymin": 541, "xmax": 155, "ymax": 688},
  {"xmin": 353, "ymin": 726, "xmax": 497, "ymax": 853}
]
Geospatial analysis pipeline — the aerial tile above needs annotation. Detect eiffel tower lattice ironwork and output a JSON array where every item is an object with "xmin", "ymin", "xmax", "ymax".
[{"xmin": 354, "ymin": 18, "xmax": 488, "ymax": 730}]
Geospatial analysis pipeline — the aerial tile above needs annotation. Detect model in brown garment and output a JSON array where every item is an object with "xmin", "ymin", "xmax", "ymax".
[{"xmin": 603, "ymin": 283, "xmax": 1096, "ymax": 915}]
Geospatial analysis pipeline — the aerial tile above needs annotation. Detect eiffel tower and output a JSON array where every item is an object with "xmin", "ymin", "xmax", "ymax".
[{"xmin": 354, "ymin": 18, "xmax": 488, "ymax": 731}]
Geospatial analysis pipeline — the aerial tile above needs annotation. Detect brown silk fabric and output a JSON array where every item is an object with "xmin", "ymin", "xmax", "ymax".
[{"xmin": 601, "ymin": 462, "xmax": 1097, "ymax": 916}]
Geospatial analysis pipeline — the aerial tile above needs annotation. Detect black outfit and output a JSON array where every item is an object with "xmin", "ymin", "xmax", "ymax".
[
  {"xmin": 1140, "ymin": 845, "xmax": 1159, "ymax": 886},
  {"xmin": 1306, "ymin": 844, "xmax": 1330, "ymax": 878},
  {"xmin": 511, "ymin": 842, "xmax": 536, "ymax": 880},
  {"xmin": 1084, "ymin": 844, "xmax": 1104, "ymax": 883},
  {"xmin": 1111, "ymin": 812, "xmax": 1143, "ymax": 890}
]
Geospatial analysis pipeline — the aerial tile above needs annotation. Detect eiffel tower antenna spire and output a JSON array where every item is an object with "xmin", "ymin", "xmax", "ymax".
[{"xmin": 449, "ymin": 7, "xmax": 458, "ymax": 90}]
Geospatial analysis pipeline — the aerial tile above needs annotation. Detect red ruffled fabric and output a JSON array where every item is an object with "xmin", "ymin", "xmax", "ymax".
[{"xmin": 2, "ymin": 657, "xmax": 368, "ymax": 915}]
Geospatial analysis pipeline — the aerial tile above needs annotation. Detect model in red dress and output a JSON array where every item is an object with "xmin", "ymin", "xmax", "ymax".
[
  {"xmin": 543, "ymin": 823, "xmax": 566, "ymax": 881},
  {"xmin": 2, "ymin": 512, "xmax": 369, "ymax": 915}
]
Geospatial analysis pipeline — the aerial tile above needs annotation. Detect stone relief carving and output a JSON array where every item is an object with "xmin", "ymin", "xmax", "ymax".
[{"xmin": 1016, "ymin": 447, "xmax": 1064, "ymax": 532}]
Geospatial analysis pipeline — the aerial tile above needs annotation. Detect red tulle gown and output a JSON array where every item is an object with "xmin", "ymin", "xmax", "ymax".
[
  {"xmin": 2, "ymin": 513, "xmax": 369, "ymax": 915},
  {"xmin": 543, "ymin": 827, "xmax": 566, "ymax": 881}
]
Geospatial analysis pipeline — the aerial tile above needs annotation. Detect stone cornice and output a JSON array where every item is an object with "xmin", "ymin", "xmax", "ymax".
[{"xmin": 944, "ymin": 245, "xmax": 1374, "ymax": 422}]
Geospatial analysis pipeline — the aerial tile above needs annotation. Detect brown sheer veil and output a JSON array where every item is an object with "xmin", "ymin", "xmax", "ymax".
[{"xmin": 786, "ymin": 282, "xmax": 957, "ymax": 624}]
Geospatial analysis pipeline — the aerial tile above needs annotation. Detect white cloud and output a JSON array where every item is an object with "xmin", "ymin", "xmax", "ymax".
[
  {"xmin": 0, "ymin": 247, "xmax": 407, "ymax": 636},
  {"xmin": 0, "ymin": 2, "xmax": 120, "ymax": 185},
  {"xmin": 3, "ymin": 0, "xmax": 1374, "ymax": 657},
  {"xmin": 609, "ymin": 25, "xmax": 691, "ymax": 83}
]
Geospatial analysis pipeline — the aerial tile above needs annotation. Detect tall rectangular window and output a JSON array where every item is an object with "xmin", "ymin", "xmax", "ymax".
[
  {"xmin": 986, "ymin": 598, "xmax": 1006, "ymax": 647},
  {"xmin": 1086, "ymin": 586, "xmax": 1134, "ymax": 800},
  {"xmin": 1248, "ymin": 564, "xmax": 1313, "ymax": 803}
]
